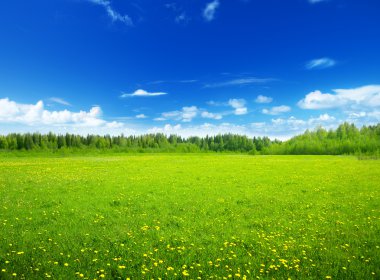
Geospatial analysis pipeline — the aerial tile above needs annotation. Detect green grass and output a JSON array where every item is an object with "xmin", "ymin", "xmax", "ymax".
[{"xmin": 0, "ymin": 155, "xmax": 379, "ymax": 279}]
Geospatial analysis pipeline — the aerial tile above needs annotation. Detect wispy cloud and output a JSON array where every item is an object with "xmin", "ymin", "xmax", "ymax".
[
  {"xmin": 205, "ymin": 77, "xmax": 273, "ymax": 88},
  {"xmin": 255, "ymin": 95, "xmax": 273, "ymax": 104},
  {"xmin": 153, "ymin": 117, "xmax": 166, "ymax": 121},
  {"xmin": 165, "ymin": 3, "xmax": 190, "ymax": 24},
  {"xmin": 87, "ymin": 0, "xmax": 133, "ymax": 26},
  {"xmin": 228, "ymin": 99, "xmax": 247, "ymax": 115},
  {"xmin": 121, "ymin": 89, "xmax": 168, "ymax": 97},
  {"xmin": 48, "ymin": 97, "xmax": 71, "ymax": 106},
  {"xmin": 262, "ymin": 105, "xmax": 291, "ymax": 115},
  {"xmin": 175, "ymin": 13, "xmax": 190, "ymax": 24},
  {"xmin": 179, "ymin": 79, "xmax": 198, "ymax": 83},
  {"xmin": 203, "ymin": 0, "xmax": 220, "ymax": 22},
  {"xmin": 309, "ymin": 0, "xmax": 328, "ymax": 4},
  {"xmin": 298, "ymin": 85, "xmax": 380, "ymax": 109},
  {"xmin": 306, "ymin": 57, "xmax": 336, "ymax": 70},
  {"xmin": 148, "ymin": 79, "xmax": 198, "ymax": 85}
]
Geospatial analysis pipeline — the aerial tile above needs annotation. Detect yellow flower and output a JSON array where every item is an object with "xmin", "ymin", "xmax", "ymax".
[
  {"xmin": 64, "ymin": 263, "xmax": 69, "ymax": 267},
  {"xmin": 182, "ymin": 270, "xmax": 189, "ymax": 276}
]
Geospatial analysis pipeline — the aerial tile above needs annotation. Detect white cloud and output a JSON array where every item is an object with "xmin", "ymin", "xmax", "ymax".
[
  {"xmin": 203, "ymin": 0, "xmax": 220, "ymax": 22},
  {"xmin": 147, "ymin": 122, "xmax": 248, "ymax": 138},
  {"xmin": 306, "ymin": 57, "xmax": 336, "ymax": 70},
  {"xmin": 348, "ymin": 112, "xmax": 367, "ymax": 119},
  {"xmin": 144, "ymin": 114, "xmax": 338, "ymax": 140},
  {"xmin": 106, "ymin": 121, "xmax": 124, "ymax": 128},
  {"xmin": 87, "ymin": 0, "xmax": 133, "ymax": 26},
  {"xmin": 206, "ymin": 100, "xmax": 223, "ymax": 106},
  {"xmin": 235, "ymin": 107, "xmax": 248, "ymax": 115},
  {"xmin": 162, "ymin": 106, "xmax": 199, "ymax": 122},
  {"xmin": 262, "ymin": 105, "xmax": 291, "ymax": 115},
  {"xmin": 148, "ymin": 124, "xmax": 182, "ymax": 134},
  {"xmin": 121, "ymin": 89, "xmax": 168, "ymax": 97},
  {"xmin": 346, "ymin": 110, "xmax": 380, "ymax": 124},
  {"xmin": 298, "ymin": 85, "xmax": 380, "ymax": 110},
  {"xmin": 136, "ymin": 114, "xmax": 147, "ymax": 119},
  {"xmin": 160, "ymin": 106, "xmax": 226, "ymax": 122},
  {"xmin": 153, "ymin": 117, "xmax": 166, "ymax": 121},
  {"xmin": 0, "ymin": 98, "xmax": 123, "ymax": 129},
  {"xmin": 49, "ymin": 97, "xmax": 71, "ymax": 106},
  {"xmin": 205, "ymin": 77, "xmax": 273, "ymax": 88},
  {"xmin": 228, "ymin": 99, "xmax": 248, "ymax": 115},
  {"xmin": 201, "ymin": 111, "xmax": 223, "ymax": 120},
  {"xmin": 181, "ymin": 106, "xmax": 198, "ymax": 122},
  {"xmin": 311, "ymin": 113, "xmax": 335, "ymax": 122},
  {"xmin": 255, "ymin": 95, "xmax": 273, "ymax": 104},
  {"xmin": 256, "ymin": 114, "xmax": 337, "ymax": 139}
]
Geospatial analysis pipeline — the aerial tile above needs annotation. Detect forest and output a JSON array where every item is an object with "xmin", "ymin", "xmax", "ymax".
[{"xmin": 0, "ymin": 122, "xmax": 379, "ymax": 155}]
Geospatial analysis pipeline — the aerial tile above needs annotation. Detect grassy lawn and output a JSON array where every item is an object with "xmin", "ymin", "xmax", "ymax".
[{"xmin": 0, "ymin": 155, "xmax": 379, "ymax": 279}]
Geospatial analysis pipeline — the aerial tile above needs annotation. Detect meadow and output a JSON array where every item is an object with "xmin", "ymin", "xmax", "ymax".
[{"xmin": 0, "ymin": 154, "xmax": 379, "ymax": 279}]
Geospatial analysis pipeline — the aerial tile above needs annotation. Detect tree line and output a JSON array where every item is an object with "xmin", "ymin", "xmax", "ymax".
[
  {"xmin": 0, "ymin": 122, "xmax": 379, "ymax": 155},
  {"xmin": 261, "ymin": 123, "xmax": 380, "ymax": 155}
]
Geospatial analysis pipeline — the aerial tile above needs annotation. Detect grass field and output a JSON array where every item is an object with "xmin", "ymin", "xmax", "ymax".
[{"xmin": 0, "ymin": 155, "xmax": 379, "ymax": 279}]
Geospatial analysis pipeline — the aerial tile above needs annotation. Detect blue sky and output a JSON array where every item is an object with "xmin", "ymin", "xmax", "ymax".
[{"xmin": 0, "ymin": 0, "xmax": 379, "ymax": 139}]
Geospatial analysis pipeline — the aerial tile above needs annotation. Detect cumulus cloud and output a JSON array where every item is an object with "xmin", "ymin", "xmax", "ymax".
[
  {"xmin": 145, "ymin": 113, "xmax": 337, "ymax": 140},
  {"xmin": 147, "ymin": 122, "xmax": 248, "ymax": 137},
  {"xmin": 121, "ymin": 89, "xmax": 168, "ymax": 97},
  {"xmin": 311, "ymin": 113, "xmax": 336, "ymax": 122},
  {"xmin": 0, "ymin": 98, "xmax": 123, "ymax": 129},
  {"xmin": 262, "ymin": 105, "xmax": 291, "ymax": 115},
  {"xmin": 87, "ymin": 0, "xmax": 133, "ymax": 26},
  {"xmin": 162, "ymin": 106, "xmax": 199, "ymax": 122},
  {"xmin": 255, "ymin": 95, "xmax": 273, "ymax": 104},
  {"xmin": 201, "ymin": 111, "xmax": 223, "ymax": 120},
  {"xmin": 136, "ymin": 114, "xmax": 147, "ymax": 119},
  {"xmin": 207, "ymin": 99, "xmax": 248, "ymax": 116},
  {"xmin": 203, "ymin": 0, "xmax": 220, "ymax": 22},
  {"xmin": 227, "ymin": 99, "xmax": 247, "ymax": 115},
  {"xmin": 258, "ymin": 114, "xmax": 337, "ymax": 139},
  {"xmin": 298, "ymin": 85, "xmax": 380, "ymax": 109},
  {"xmin": 306, "ymin": 57, "xmax": 336, "ymax": 70},
  {"xmin": 160, "ymin": 105, "xmax": 226, "ymax": 122},
  {"xmin": 148, "ymin": 124, "xmax": 182, "ymax": 134}
]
